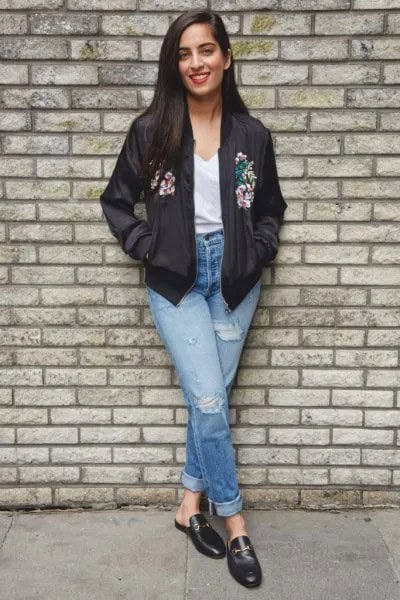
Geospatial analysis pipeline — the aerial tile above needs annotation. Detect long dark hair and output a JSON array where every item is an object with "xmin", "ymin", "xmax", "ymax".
[{"xmin": 138, "ymin": 9, "xmax": 249, "ymax": 192}]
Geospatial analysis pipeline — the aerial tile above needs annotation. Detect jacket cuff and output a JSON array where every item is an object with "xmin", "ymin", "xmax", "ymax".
[
  {"xmin": 131, "ymin": 233, "xmax": 152, "ymax": 262},
  {"xmin": 255, "ymin": 238, "xmax": 275, "ymax": 265}
]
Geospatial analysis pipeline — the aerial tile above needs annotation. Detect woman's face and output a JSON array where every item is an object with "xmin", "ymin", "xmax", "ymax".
[{"xmin": 177, "ymin": 23, "xmax": 231, "ymax": 99}]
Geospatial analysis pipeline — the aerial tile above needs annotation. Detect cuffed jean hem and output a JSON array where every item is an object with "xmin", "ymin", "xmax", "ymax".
[
  {"xmin": 208, "ymin": 491, "xmax": 243, "ymax": 517},
  {"xmin": 181, "ymin": 469, "xmax": 205, "ymax": 492}
]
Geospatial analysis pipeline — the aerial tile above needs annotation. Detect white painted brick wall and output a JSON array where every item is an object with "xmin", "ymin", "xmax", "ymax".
[{"xmin": 0, "ymin": 1, "xmax": 399, "ymax": 511}]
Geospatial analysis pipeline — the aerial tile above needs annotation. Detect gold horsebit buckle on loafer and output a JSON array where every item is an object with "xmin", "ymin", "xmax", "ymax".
[
  {"xmin": 193, "ymin": 522, "xmax": 210, "ymax": 531},
  {"xmin": 231, "ymin": 543, "xmax": 254, "ymax": 555}
]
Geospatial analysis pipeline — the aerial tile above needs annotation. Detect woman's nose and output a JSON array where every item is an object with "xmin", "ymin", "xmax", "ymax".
[{"xmin": 190, "ymin": 53, "xmax": 203, "ymax": 69}]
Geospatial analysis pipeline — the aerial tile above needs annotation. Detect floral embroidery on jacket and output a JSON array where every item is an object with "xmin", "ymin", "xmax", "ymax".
[
  {"xmin": 234, "ymin": 152, "xmax": 257, "ymax": 209},
  {"xmin": 151, "ymin": 168, "xmax": 176, "ymax": 196}
]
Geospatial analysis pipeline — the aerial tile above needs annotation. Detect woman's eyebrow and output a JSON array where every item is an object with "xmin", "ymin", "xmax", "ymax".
[{"xmin": 178, "ymin": 42, "xmax": 217, "ymax": 50}]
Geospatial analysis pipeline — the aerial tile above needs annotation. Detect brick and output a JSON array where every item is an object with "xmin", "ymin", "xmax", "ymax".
[
  {"xmin": 241, "ymin": 64, "xmax": 308, "ymax": 86},
  {"xmin": 337, "ymin": 308, "xmax": 400, "ymax": 326},
  {"xmin": 367, "ymin": 370, "xmax": 400, "ymax": 387},
  {"xmin": 333, "ymin": 390, "xmax": 393, "ymax": 407},
  {"xmin": 30, "ymin": 14, "xmax": 98, "ymax": 35},
  {"xmin": 303, "ymin": 369, "xmax": 363, "ymax": 387},
  {"xmin": 50, "ymin": 408, "xmax": 111, "ymax": 424},
  {"xmin": 240, "ymin": 408, "xmax": 299, "ymax": 424},
  {"xmin": 281, "ymin": 0, "xmax": 350, "ymax": 7},
  {"xmin": 374, "ymin": 203, "xmax": 400, "ymax": 221},
  {"xmin": 35, "ymin": 112, "xmax": 100, "ymax": 132},
  {"xmin": 0, "ymin": 156, "xmax": 32, "ymax": 176},
  {"xmin": 51, "ymin": 448, "xmax": 111, "ymax": 463},
  {"xmin": 0, "ymin": 0, "xmax": 62, "ymax": 5},
  {"xmin": 306, "ymin": 196, "xmax": 370, "ymax": 220},
  {"xmin": 309, "ymin": 327, "xmax": 364, "ymax": 351},
  {"xmin": 19, "ymin": 466, "xmax": 79, "ymax": 483},
  {"xmin": 301, "ymin": 448, "xmax": 360, "ymax": 465},
  {"xmin": 6, "ymin": 180, "xmax": 70, "ymax": 199},
  {"xmin": 312, "ymin": 63, "xmax": 379, "ymax": 85},
  {"xmin": 365, "ymin": 410, "xmax": 400, "ymax": 427},
  {"xmin": 388, "ymin": 14, "xmax": 400, "ymax": 33},
  {"xmin": 42, "ymin": 327, "xmax": 102, "ymax": 350},
  {"xmin": 32, "ymin": 65, "xmax": 98, "ymax": 86},
  {"xmin": 342, "ymin": 267, "xmax": 400, "ymax": 286},
  {"xmin": 310, "ymin": 111, "xmax": 376, "ymax": 131},
  {"xmin": 80, "ymin": 427, "xmax": 140, "ymax": 443},
  {"xmin": 272, "ymin": 349, "xmax": 333, "ymax": 366},
  {"xmin": 250, "ymin": 112, "xmax": 307, "ymax": 133},
  {"xmin": 348, "ymin": 88, "xmax": 400, "ymax": 108},
  {"xmin": 282, "ymin": 180, "xmax": 338, "ymax": 199},
  {"xmin": 380, "ymin": 112, "xmax": 400, "ymax": 131},
  {"xmin": 269, "ymin": 468, "xmax": 328, "ymax": 485},
  {"xmin": 306, "ymin": 245, "xmax": 368, "ymax": 264},
  {"xmin": 114, "ymin": 447, "xmax": 173, "ymax": 463},
  {"xmin": 0, "ymin": 112, "xmax": 31, "ymax": 132},
  {"xmin": 336, "ymin": 349, "xmax": 398, "ymax": 367},
  {"xmin": 0, "ymin": 38, "xmax": 68, "ymax": 59},
  {"xmin": 238, "ymin": 87, "xmax": 275, "ymax": 109},
  {"xmin": 0, "ymin": 89, "xmax": 69, "ymax": 109},
  {"xmin": 341, "ymin": 224, "xmax": 400, "ymax": 242},
  {"xmin": 101, "ymin": 15, "xmax": 168, "ymax": 36},
  {"xmin": 15, "ymin": 348, "xmax": 76, "ymax": 366},
  {"xmin": 82, "ymin": 466, "xmax": 140, "ymax": 483},
  {"xmin": 281, "ymin": 39, "xmax": 348, "ymax": 61},
  {"xmin": 330, "ymin": 468, "xmax": 390, "ymax": 485},
  {"xmin": 141, "ymin": 0, "xmax": 206, "ymax": 7},
  {"xmin": 230, "ymin": 39, "xmax": 278, "ymax": 60},
  {"xmin": 371, "ymin": 286, "xmax": 400, "ymax": 301},
  {"xmin": 68, "ymin": 0, "xmax": 137, "ymax": 7},
  {"xmin": 2, "ymin": 135, "xmax": 68, "ymax": 155},
  {"xmin": 352, "ymin": 39, "xmax": 400, "ymax": 60},
  {"xmin": 303, "ymin": 287, "xmax": 367, "ymax": 305},
  {"xmin": 269, "ymin": 428, "xmax": 329, "ymax": 445},
  {"xmin": 269, "ymin": 388, "xmax": 330, "ymax": 406},
  {"xmin": 237, "ymin": 368, "xmax": 298, "ymax": 386},
  {"xmin": 70, "ymin": 39, "xmax": 139, "ymax": 61},
  {"xmin": 243, "ymin": 13, "xmax": 311, "ymax": 35},
  {"xmin": 308, "ymin": 157, "xmax": 372, "ymax": 177},
  {"xmin": 0, "ymin": 64, "xmax": 28, "ymax": 84},
  {"xmin": 279, "ymin": 88, "xmax": 344, "ymax": 108},
  {"xmin": 301, "ymin": 408, "xmax": 363, "ymax": 426},
  {"xmin": 383, "ymin": 65, "xmax": 400, "ymax": 84},
  {"xmin": 333, "ymin": 428, "xmax": 393, "ymax": 444},
  {"xmin": 17, "ymin": 428, "xmax": 78, "ymax": 444},
  {"xmin": 273, "ymin": 308, "xmax": 336, "ymax": 327},
  {"xmin": 71, "ymin": 89, "xmax": 138, "ymax": 109},
  {"xmin": 211, "ymin": 0, "xmax": 278, "ymax": 8},
  {"xmin": 345, "ymin": 134, "xmax": 400, "ymax": 153},
  {"xmin": 315, "ymin": 13, "xmax": 384, "ymax": 34},
  {"xmin": 276, "ymin": 134, "xmax": 340, "ymax": 154},
  {"xmin": 280, "ymin": 225, "xmax": 337, "ymax": 243},
  {"xmin": 354, "ymin": 0, "xmax": 400, "ymax": 6}
]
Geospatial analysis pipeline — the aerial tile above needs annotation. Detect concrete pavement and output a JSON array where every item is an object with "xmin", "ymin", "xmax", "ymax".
[{"xmin": 0, "ymin": 507, "xmax": 399, "ymax": 599}]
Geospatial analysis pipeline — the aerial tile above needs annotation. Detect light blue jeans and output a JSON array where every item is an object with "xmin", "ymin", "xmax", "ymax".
[{"xmin": 146, "ymin": 228, "xmax": 261, "ymax": 517}]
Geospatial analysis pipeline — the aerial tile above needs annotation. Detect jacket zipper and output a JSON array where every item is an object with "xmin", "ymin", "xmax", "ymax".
[
  {"xmin": 218, "ymin": 147, "xmax": 231, "ymax": 313},
  {"xmin": 176, "ymin": 138, "xmax": 198, "ymax": 307}
]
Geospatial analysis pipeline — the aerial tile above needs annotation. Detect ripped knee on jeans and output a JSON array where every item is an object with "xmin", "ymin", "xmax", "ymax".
[
  {"xmin": 195, "ymin": 392, "xmax": 224, "ymax": 414},
  {"xmin": 213, "ymin": 319, "xmax": 243, "ymax": 342}
]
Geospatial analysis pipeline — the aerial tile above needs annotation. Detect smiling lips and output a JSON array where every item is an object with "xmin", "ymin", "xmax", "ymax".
[{"xmin": 190, "ymin": 72, "xmax": 210, "ymax": 84}]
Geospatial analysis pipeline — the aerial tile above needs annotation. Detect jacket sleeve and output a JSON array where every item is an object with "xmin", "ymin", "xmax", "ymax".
[
  {"xmin": 99, "ymin": 119, "xmax": 152, "ymax": 262},
  {"xmin": 253, "ymin": 128, "xmax": 287, "ymax": 266}
]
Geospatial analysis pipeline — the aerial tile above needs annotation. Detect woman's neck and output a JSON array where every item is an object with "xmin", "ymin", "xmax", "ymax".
[{"xmin": 186, "ymin": 93, "xmax": 223, "ymax": 125}]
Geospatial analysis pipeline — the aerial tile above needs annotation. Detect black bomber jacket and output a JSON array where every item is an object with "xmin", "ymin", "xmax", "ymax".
[{"xmin": 100, "ymin": 105, "xmax": 288, "ymax": 312}]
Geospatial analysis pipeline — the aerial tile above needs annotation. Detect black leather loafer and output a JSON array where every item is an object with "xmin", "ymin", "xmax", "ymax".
[
  {"xmin": 226, "ymin": 535, "xmax": 262, "ymax": 587},
  {"xmin": 174, "ymin": 513, "xmax": 226, "ymax": 558}
]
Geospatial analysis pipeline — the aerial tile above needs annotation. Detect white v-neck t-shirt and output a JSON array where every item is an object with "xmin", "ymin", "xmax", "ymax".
[{"xmin": 193, "ymin": 152, "xmax": 223, "ymax": 234}]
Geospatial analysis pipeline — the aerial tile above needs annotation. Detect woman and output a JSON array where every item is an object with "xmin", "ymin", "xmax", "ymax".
[{"xmin": 100, "ymin": 9, "xmax": 287, "ymax": 588}]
